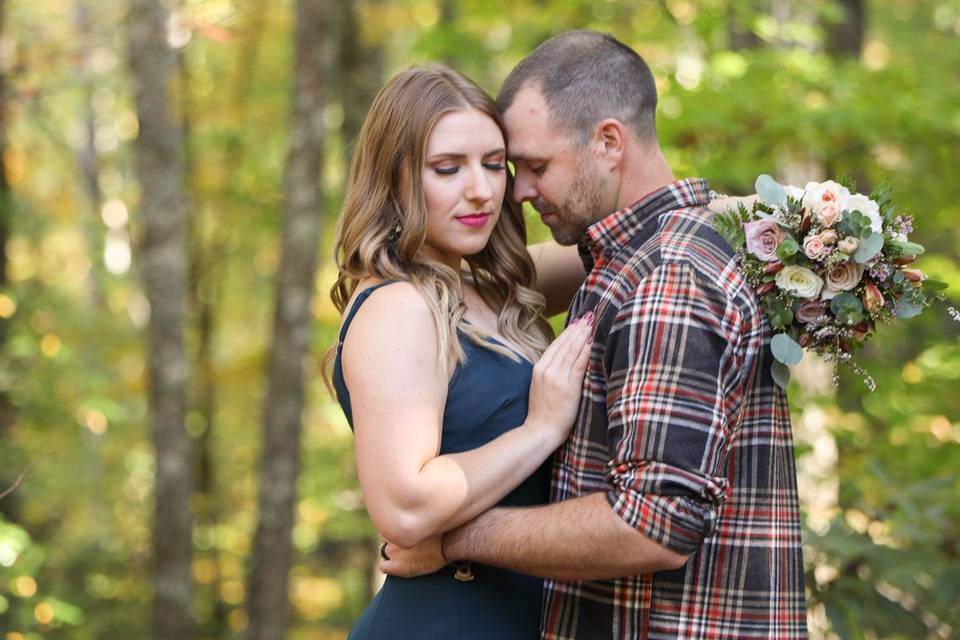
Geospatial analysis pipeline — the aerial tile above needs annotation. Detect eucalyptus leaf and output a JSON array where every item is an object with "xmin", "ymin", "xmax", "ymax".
[
  {"xmin": 756, "ymin": 174, "xmax": 786, "ymax": 207},
  {"xmin": 854, "ymin": 232, "xmax": 884, "ymax": 263},
  {"xmin": 771, "ymin": 333, "xmax": 804, "ymax": 366},
  {"xmin": 895, "ymin": 300, "xmax": 924, "ymax": 319},
  {"xmin": 889, "ymin": 239, "xmax": 925, "ymax": 256},
  {"xmin": 776, "ymin": 235, "xmax": 799, "ymax": 260},
  {"xmin": 830, "ymin": 293, "xmax": 864, "ymax": 324},
  {"xmin": 771, "ymin": 360, "xmax": 791, "ymax": 389},
  {"xmin": 922, "ymin": 280, "xmax": 949, "ymax": 292}
]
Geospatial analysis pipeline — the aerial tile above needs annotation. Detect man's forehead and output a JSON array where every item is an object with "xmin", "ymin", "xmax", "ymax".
[{"xmin": 503, "ymin": 88, "xmax": 560, "ymax": 160}]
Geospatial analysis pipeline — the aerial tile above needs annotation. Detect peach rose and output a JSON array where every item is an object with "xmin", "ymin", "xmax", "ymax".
[
  {"xmin": 822, "ymin": 262, "xmax": 864, "ymax": 299},
  {"xmin": 838, "ymin": 237, "xmax": 860, "ymax": 254},
  {"xmin": 815, "ymin": 201, "xmax": 842, "ymax": 227}
]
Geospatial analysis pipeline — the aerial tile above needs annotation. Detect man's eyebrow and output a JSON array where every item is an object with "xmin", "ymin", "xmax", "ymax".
[{"xmin": 508, "ymin": 152, "xmax": 546, "ymax": 163}]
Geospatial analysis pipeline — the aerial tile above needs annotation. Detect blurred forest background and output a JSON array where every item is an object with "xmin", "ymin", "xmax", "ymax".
[{"xmin": 0, "ymin": 0, "xmax": 957, "ymax": 638}]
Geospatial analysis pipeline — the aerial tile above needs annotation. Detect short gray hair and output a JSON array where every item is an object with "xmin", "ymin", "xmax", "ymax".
[{"xmin": 497, "ymin": 30, "xmax": 658, "ymax": 145}]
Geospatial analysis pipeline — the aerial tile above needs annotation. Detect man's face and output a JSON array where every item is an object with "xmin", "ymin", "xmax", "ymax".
[{"xmin": 503, "ymin": 86, "xmax": 612, "ymax": 246}]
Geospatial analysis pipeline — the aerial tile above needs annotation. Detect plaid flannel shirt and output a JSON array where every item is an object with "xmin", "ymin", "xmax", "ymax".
[{"xmin": 541, "ymin": 179, "xmax": 807, "ymax": 639}]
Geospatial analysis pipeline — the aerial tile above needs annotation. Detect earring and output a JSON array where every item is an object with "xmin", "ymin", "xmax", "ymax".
[{"xmin": 389, "ymin": 221, "xmax": 402, "ymax": 241}]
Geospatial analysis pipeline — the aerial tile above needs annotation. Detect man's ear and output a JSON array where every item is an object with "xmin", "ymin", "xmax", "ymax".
[{"xmin": 595, "ymin": 118, "xmax": 626, "ymax": 170}]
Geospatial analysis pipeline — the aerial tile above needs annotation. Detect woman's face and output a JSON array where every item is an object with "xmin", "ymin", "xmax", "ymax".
[{"xmin": 417, "ymin": 108, "xmax": 507, "ymax": 269}]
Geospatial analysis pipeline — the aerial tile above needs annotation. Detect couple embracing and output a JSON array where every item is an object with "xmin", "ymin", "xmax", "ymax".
[{"xmin": 329, "ymin": 30, "xmax": 807, "ymax": 639}]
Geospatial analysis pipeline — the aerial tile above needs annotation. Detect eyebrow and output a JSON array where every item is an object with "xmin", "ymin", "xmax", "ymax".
[
  {"xmin": 426, "ymin": 149, "xmax": 506, "ymax": 161},
  {"xmin": 506, "ymin": 152, "xmax": 546, "ymax": 163}
]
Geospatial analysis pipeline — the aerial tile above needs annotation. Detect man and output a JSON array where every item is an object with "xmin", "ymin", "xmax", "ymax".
[{"xmin": 384, "ymin": 30, "xmax": 808, "ymax": 639}]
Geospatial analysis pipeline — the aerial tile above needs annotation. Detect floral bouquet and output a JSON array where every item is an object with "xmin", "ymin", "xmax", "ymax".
[{"xmin": 714, "ymin": 175, "xmax": 958, "ymax": 390}]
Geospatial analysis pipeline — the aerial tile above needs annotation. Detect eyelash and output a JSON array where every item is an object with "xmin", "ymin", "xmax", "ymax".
[
  {"xmin": 530, "ymin": 165, "xmax": 546, "ymax": 176},
  {"xmin": 434, "ymin": 162, "xmax": 506, "ymax": 175}
]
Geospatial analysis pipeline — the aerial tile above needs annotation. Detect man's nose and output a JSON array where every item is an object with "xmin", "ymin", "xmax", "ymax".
[{"xmin": 513, "ymin": 171, "xmax": 538, "ymax": 204}]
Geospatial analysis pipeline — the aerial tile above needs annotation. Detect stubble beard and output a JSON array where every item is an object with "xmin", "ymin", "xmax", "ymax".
[{"xmin": 548, "ymin": 158, "xmax": 610, "ymax": 246}]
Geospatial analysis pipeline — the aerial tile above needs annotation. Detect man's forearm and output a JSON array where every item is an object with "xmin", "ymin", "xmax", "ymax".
[{"xmin": 442, "ymin": 492, "xmax": 686, "ymax": 580}]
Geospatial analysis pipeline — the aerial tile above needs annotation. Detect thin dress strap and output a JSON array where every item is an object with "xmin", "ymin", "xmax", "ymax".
[{"xmin": 333, "ymin": 280, "xmax": 400, "ymax": 429}]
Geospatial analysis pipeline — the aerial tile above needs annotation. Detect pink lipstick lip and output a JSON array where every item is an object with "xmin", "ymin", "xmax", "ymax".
[{"xmin": 456, "ymin": 212, "xmax": 490, "ymax": 228}]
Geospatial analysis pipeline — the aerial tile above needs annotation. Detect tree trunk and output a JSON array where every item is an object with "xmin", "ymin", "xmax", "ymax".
[
  {"xmin": 0, "ymin": 0, "xmax": 19, "ymax": 527},
  {"xmin": 823, "ymin": 0, "xmax": 868, "ymax": 186},
  {"xmin": 244, "ymin": 1, "xmax": 327, "ymax": 638},
  {"xmin": 0, "ymin": 0, "xmax": 14, "ymax": 521},
  {"xmin": 333, "ymin": 0, "xmax": 383, "ymax": 159},
  {"xmin": 73, "ymin": 0, "xmax": 108, "ymax": 308},
  {"xmin": 825, "ymin": 0, "xmax": 865, "ymax": 59},
  {"xmin": 126, "ymin": 1, "xmax": 193, "ymax": 638}
]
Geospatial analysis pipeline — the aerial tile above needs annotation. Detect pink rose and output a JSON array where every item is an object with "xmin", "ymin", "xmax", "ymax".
[
  {"xmin": 803, "ymin": 234, "xmax": 827, "ymax": 261},
  {"xmin": 796, "ymin": 300, "xmax": 825, "ymax": 324},
  {"xmin": 744, "ymin": 219, "xmax": 784, "ymax": 262},
  {"xmin": 815, "ymin": 201, "xmax": 841, "ymax": 227}
]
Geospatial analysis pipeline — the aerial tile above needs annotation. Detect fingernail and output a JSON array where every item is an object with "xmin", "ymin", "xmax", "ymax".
[{"xmin": 582, "ymin": 311, "xmax": 594, "ymax": 325}]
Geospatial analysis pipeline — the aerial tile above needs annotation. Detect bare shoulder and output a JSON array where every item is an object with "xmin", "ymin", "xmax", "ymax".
[
  {"xmin": 347, "ymin": 281, "xmax": 434, "ymax": 336},
  {"xmin": 341, "ymin": 280, "xmax": 441, "ymax": 378}
]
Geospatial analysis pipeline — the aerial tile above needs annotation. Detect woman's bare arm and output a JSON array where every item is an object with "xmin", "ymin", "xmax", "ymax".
[{"xmin": 343, "ymin": 282, "xmax": 590, "ymax": 547}]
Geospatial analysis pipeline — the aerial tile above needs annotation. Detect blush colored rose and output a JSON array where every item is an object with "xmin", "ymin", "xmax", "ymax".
[
  {"xmin": 820, "ymin": 229, "xmax": 838, "ymax": 245},
  {"xmin": 822, "ymin": 262, "xmax": 864, "ymax": 299},
  {"xmin": 816, "ymin": 201, "xmax": 842, "ymax": 227},
  {"xmin": 838, "ymin": 237, "xmax": 860, "ymax": 254},
  {"xmin": 803, "ymin": 235, "xmax": 827, "ymax": 261},
  {"xmin": 805, "ymin": 180, "xmax": 851, "ymax": 210},
  {"xmin": 744, "ymin": 219, "xmax": 784, "ymax": 262}
]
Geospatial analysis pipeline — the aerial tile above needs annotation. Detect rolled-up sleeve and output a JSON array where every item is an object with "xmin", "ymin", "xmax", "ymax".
[{"xmin": 603, "ymin": 261, "xmax": 742, "ymax": 556}]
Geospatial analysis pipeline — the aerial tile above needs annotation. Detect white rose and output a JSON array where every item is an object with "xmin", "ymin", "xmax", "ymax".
[
  {"xmin": 843, "ymin": 194, "xmax": 883, "ymax": 234},
  {"xmin": 775, "ymin": 265, "xmax": 824, "ymax": 300}
]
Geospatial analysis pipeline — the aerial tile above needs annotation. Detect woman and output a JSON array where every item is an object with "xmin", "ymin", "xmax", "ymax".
[{"xmin": 329, "ymin": 65, "xmax": 591, "ymax": 638}]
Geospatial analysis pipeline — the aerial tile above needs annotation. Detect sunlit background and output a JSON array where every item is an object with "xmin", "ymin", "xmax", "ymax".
[{"xmin": 0, "ymin": 0, "xmax": 958, "ymax": 638}]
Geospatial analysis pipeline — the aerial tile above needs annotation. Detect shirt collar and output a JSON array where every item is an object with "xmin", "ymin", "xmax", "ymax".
[{"xmin": 581, "ymin": 178, "xmax": 711, "ymax": 265}]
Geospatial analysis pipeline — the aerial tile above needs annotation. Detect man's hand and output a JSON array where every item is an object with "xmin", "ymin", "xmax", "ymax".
[{"xmin": 379, "ymin": 535, "xmax": 447, "ymax": 577}]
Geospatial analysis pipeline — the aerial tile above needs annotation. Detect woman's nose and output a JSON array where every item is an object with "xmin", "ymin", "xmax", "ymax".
[{"xmin": 465, "ymin": 166, "xmax": 494, "ymax": 202}]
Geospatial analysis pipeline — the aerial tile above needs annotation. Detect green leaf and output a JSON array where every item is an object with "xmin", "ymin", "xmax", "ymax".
[
  {"xmin": 922, "ymin": 279, "xmax": 949, "ymax": 293},
  {"xmin": 895, "ymin": 299, "xmax": 924, "ymax": 318},
  {"xmin": 854, "ymin": 232, "xmax": 884, "ymax": 263},
  {"xmin": 756, "ymin": 174, "xmax": 786, "ymax": 207},
  {"xmin": 776, "ymin": 235, "xmax": 799, "ymax": 260},
  {"xmin": 830, "ymin": 292, "xmax": 864, "ymax": 324},
  {"xmin": 771, "ymin": 333, "xmax": 804, "ymax": 366},
  {"xmin": 712, "ymin": 203, "xmax": 750, "ymax": 249},
  {"xmin": 771, "ymin": 360, "xmax": 791, "ymax": 389},
  {"xmin": 888, "ymin": 239, "xmax": 925, "ymax": 256}
]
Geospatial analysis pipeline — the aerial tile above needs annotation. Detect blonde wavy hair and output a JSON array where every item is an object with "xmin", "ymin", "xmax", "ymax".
[{"xmin": 328, "ymin": 64, "xmax": 553, "ymax": 374}]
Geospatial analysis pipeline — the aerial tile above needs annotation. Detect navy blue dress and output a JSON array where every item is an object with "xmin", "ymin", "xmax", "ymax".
[{"xmin": 333, "ymin": 281, "xmax": 549, "ymax": 639}]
